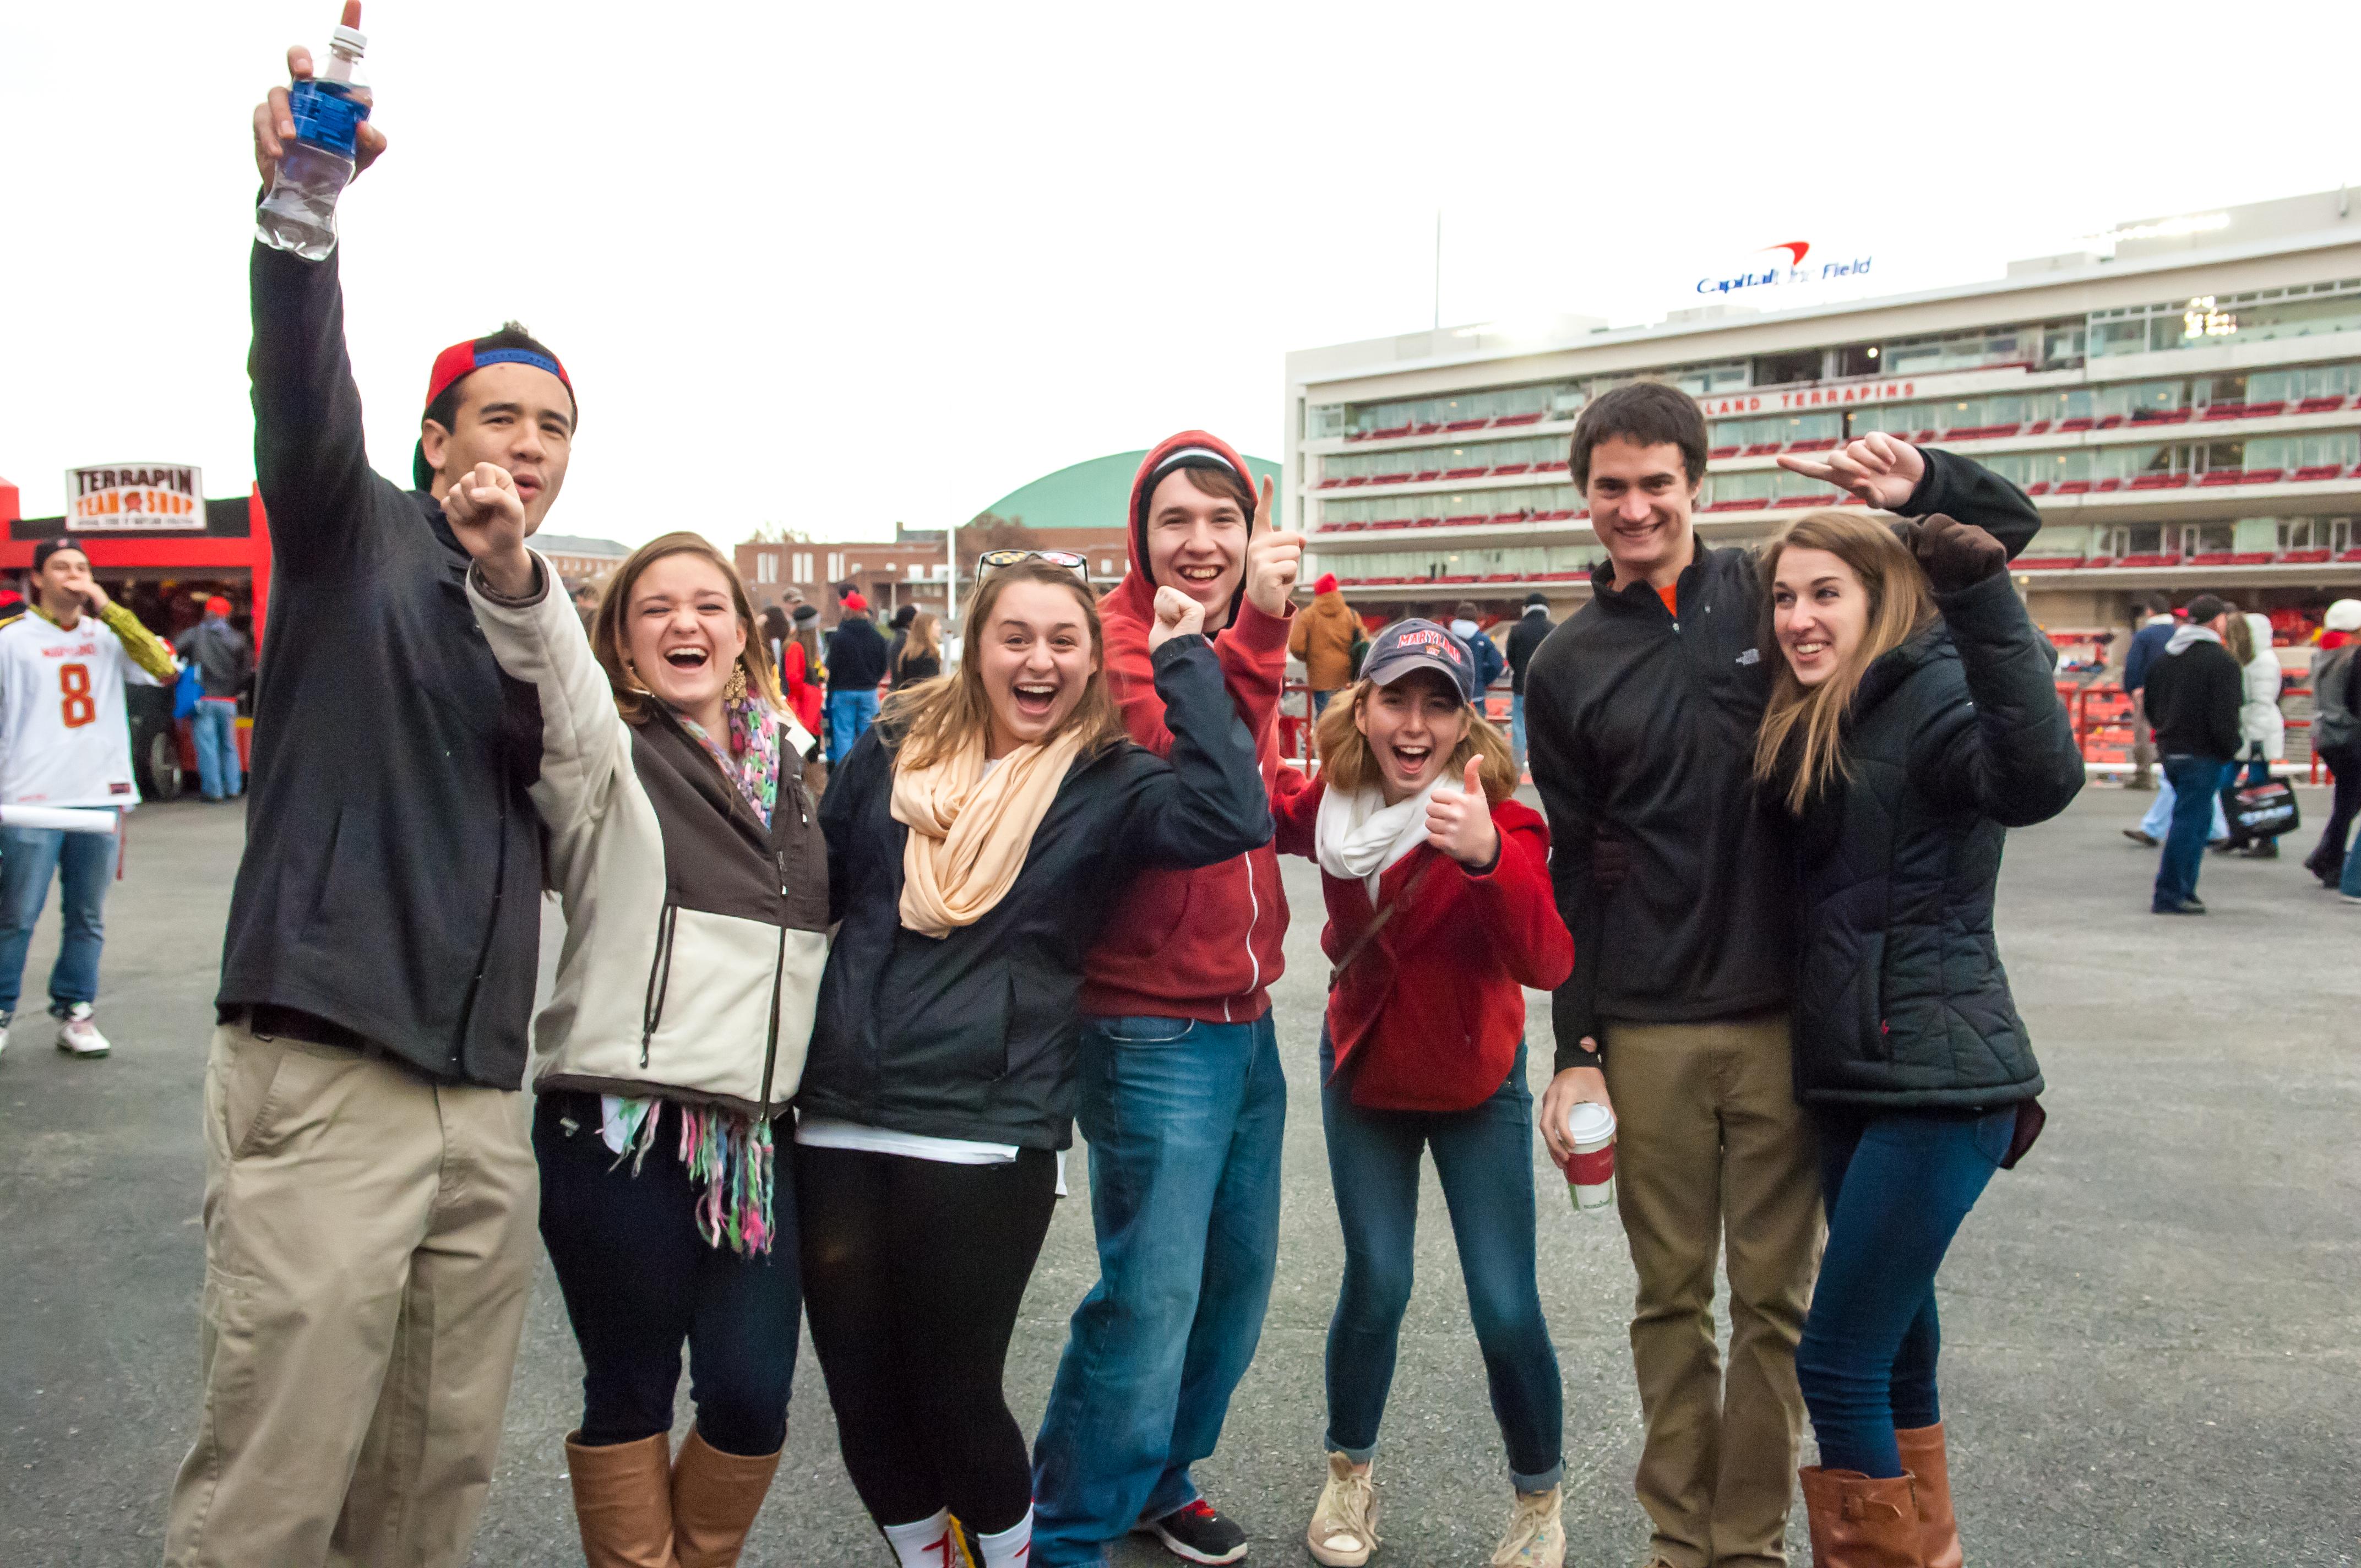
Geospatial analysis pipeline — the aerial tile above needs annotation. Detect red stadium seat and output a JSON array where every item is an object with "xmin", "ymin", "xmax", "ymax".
[
  {"xmin": 1491, "ymin": 462, "xmax": 1532, "ymax": 476},
  {"xmin": 2057, "ymin": 480, "xmax": 2092, "ymax": 494},
  {"xmin": 1743, "ymin": 443, "xmax": 1781, "ymax": 456},
  {"xmin": 1532, "ymin": 460, "xmax": 1570, "ymax": 473},
  {"xmin": 1443, "ymin": 514, "xmax": 1487, "ymax": 527},
  {"xmin": 2026, "ymin": 481, "xmax": 2053, "ymax": 496},
  {"xmin": 1444, "ymin": 418, "xmax": 1490, "ymax": 432},
  {"xmin": 2015, "ymin": 557, "xmax": 2082, "ymax": 570},
  {"xmin": 2295, "ymin": 396, "xmax": 2349, "ymax": 415},
  {"xmin": 1444, "ymin": 466, "xmax": 1489, "ymax": 480},
  {"xmin": 2229, "ymin": 552, "xmax": 2275, "ymax": 565},
  {"xmin": 2059, "ymin": 417, "xmax": 2095, "ymax": 432},
  {"xmin": 2238, "ymin": 469, "xmax": 2285, "ymax": 484},
  {"xmin": 1415, "ymin": 470, "xmax": 1442, "ymax": 481},
  {"xmin": 1709, "ymin": 445, "xmax": 1740, "ymax": 460},
  {"xmin": 2282, "ymin": 548, "xmax": 2332, "ymax": 563},
  {"xmin": 1316, "ymin": 477, "xmax": 1342, "ymax": 489},
  {"xmin": 1494, "ymin": 412, "xmax": 1546, "ymax": 428},
  {"xmin": 2294, "ymin": 465, "xmax": 2343, "ymax": 482},
  {"xmin": 2197, "ymin": 470, "xmax": 2245, "ymax": 487}
]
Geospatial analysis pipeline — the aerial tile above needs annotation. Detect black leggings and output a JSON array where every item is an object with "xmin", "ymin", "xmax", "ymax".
[
  {"xmin": 535, "ymin": 1093, "xmax": 799, "ymax": 1455},
  {"xmin": 796, "ymin": 1143, "xmax": 1059, "ymax": 1534},
  {"xmin": 2311, "ymin": 741, "xmax": 2361, "ymax": 873}
]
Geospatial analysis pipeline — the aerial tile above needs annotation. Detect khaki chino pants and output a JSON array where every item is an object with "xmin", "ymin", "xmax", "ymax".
[
  {"xmin": 1602, "ymin": 1014, "xmax": 1824, "ymax": 1568},
  {"xmin": 164, "ymin": 1021, "xmax": 538, "ymax": 1568}
]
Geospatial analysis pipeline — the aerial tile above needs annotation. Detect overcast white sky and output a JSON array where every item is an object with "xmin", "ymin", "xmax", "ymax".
[{"xmin": 3, "ymin": 1, "xmax": 2357, "ymax": 546}]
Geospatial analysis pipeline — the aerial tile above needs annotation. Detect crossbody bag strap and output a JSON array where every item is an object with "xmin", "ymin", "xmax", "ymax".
[{"xmin": 1328, "ymin": 861, "xmax": 1429, "ymax": 992}]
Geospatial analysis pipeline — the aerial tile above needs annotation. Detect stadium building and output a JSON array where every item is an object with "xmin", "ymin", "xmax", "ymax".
[{"xmin": 1284, "ymin": 188, "xmax": 2361, "ymax": 674}]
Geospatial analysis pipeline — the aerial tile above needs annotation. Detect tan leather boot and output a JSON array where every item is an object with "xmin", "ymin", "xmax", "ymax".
[
  {"xmin": 565, "ymin": 1431, "xmax": 679, "ymax": 1568},
  {"xmin": 671, "ymin": 1424, "xmax": 782, "ymax": 1568},
  {"xmin": 1799, "ymin": 1466, "xmax": 1924, "ymax": 1568},
  {"xmin": 1894, "ymin": 1425, "xmax": 1962, "ymax": 1568}
]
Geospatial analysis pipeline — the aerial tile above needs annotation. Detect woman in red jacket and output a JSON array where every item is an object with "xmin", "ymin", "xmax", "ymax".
[{"xmin": 1274, "ymin": 618, "xmax": 1576, "ymax": 1568}]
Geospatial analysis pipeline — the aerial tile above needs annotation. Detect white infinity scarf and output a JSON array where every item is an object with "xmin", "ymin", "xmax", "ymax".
[{"xmin": 1316, "ymin": 774, "xmax": 1456, "ymax": 899}]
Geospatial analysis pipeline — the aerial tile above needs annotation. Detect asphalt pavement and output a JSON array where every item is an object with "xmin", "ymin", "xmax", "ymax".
[{"xmin": 2, "ymin": 786, "xmax": 2355, "ymax": 1566}]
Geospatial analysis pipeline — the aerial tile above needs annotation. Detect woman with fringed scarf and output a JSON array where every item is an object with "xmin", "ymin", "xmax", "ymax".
[{"xmin": 451, "ymin": 478, "xmax": 830, "ymax": 1568}]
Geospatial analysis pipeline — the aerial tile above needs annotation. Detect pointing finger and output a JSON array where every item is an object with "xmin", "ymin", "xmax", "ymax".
[{"xmin": 1776, "ymin": 454, "xmax": 1834, "ymax": 481}]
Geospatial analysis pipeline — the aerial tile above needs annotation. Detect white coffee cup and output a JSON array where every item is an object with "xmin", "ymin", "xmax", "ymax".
[{"xmin": 1564, "ymin": 1102, "xmax": 1617, "ymax": 1212}]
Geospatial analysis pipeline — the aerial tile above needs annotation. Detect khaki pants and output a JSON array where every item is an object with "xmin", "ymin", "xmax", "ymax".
[
  {"xmin": 164, "ymin": 1021, "xmax": 538, "ymax": 1568},
  {"xmin": 1602, "ymin": 1014, "xmax": 1824, "ymax": 1568},
  {"xmin": 2130, "ymin": 705, "xmax": 2157, "ymax": 790}
]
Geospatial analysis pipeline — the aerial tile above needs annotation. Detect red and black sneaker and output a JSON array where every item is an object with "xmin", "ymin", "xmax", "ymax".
[{"xmin": 1137, "ymin": 1499, "xmax": 1249, "ymax": 1564}]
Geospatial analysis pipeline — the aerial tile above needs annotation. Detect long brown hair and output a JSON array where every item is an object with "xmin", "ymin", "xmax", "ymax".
[
  {"xmin": 1751, "ymin": 510, "xmax": 1937, "ymax": 814},
  {"xmin": 1314, "ymin": 671, "xmax": 1520, "ymax": 805},
  {"xmin": 591, "ymin": 531, "xmax": 783, "ymax": 723},
  {"xmin": 897, "ymin": 610, "xmax": 943, "ymax": 672},
  {"xmin": 2223, "ymin": 607, "xmax": 2255, "ymax": 665},
  {"xmin": 885, "ymin": 561, "xmax": 1128, "ymax": 770}
]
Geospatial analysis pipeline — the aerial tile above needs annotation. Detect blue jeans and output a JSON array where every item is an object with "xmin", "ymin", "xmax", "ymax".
[
  {"xmin": 1795, "ymin": 1106, "xmax": 2014, "ymax": 1478},
  {"xmin": 192, "ymin": 699, "xmax": 243, "ymax": 799},
  {"xmin": 0, "ymin": 825, "xmax": 115, "ymax": 1017},
  {"xmin": 2155, "ymin": 754, "xmax": 2234, "ymax": 907},
  {"xmin": 2140, "ymin": 766, "xmax": 2228, "ymax": 842},
  {"xmin": 535, "ymin": 1093, "xmax": 799, "ymax": 1455},
  {"xmin": 1318, "ymin": 1033, "xmax": 1563, "ymax": 1492},
  {"xmin": 1511, "ymin": 691, "xmax": 1528, "ymax": 776},
  {"xmin": 1031, "ymin": 1012, "xmax": 1286, "ymax": 1565},
  {"xmin": 2342, "ymin": 817, "xmax": 2361, "ymax": 897},
  {"xmin": 826, "ymin": 688, "xmax": 879, "ymax": 763},
  {"xmin": 1310, "ymin": 687, "xmax": 1334, "ymax": 717}
]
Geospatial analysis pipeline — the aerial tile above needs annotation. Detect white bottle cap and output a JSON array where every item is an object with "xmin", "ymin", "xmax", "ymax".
[{"xmin": 330, "ymin": 23, "xmax": 367, "ymax": 54}]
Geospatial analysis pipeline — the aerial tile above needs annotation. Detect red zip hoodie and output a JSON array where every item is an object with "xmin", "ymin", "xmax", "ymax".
[
  {"xmin": 1274, "ymin": 774, "xmax": 1573, "ymax": 1112},
  {"xmin": 1079, "ymin": 431, "xmax": 1302, "ymax": 1024}
]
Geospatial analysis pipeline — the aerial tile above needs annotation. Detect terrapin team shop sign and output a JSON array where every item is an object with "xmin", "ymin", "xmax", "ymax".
[{"xmin": 65, "ymin": 464, "xmax": 204, "ymax": 532}]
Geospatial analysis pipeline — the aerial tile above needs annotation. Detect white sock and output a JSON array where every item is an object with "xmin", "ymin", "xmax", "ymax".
[
  {"xmin": 882, "ymin": 1508, "xmax": 959, "ymax": 1568},
  {"xmin": 977, "ymin": 1509, "xmax": 1033, "ymax": 1567}
]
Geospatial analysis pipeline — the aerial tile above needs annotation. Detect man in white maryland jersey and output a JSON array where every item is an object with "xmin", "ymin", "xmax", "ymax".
[{"xmin": 0, "ymin": 538, "xmax": 179, "ymax": 1061}]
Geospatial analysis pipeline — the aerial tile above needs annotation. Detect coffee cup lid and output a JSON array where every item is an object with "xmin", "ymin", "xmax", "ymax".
[{"xmin": 1565, "ymin": 1102, "xmax": 1615, "ymax": 1144}]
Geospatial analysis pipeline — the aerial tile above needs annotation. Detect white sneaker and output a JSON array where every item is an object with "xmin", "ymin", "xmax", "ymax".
[
  {"xmin": 0, "ymin": 1010, "xmax": 11, "ymax": 1063},
  {"xmin": 1489, "ymin": 1485, "xmax": 1565, "ymax": 1567},
  {"xmin": 1307, "ymin": 1452, "xmax": 1378, "ymax": 1567},
  {"xmin": 56, "ymin": 1004, "xmax": 110, "ymax": 1059}
]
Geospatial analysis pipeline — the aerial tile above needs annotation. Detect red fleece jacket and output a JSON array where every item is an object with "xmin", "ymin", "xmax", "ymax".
[
  {"xmin": 1274, "ymin": 775, "xmax": 1573, "ymax": 1112},
  {"xmin": 1079, "ymin": 431, "xmax": 1303, "ymax": 1025}
]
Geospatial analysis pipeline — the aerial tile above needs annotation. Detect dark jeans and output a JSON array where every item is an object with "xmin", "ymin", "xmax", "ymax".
[
  {"xmin": 2155, "ymin": 753, "xmax": 2233, "ymax": 907},
  {"xmin": 534, "ymin": 1093, "xmax": 799, "ymax": 1456},
  {"xmin": 1032, "ymin": 1012, "xmax": 1286, "ymax": 1565},
  {"xmin": 2310, "ymin": 740, "xmax": 2361, "ymax": 874},
  {"xmin": 1318, "ymin": 1033, "xmax": 1563, "ymax": 1491},
  {"xmin": 797, "ymin": 1142, "xmax": 1059, "ymax": 1536},
  {"xmin": 1795, "ymin": 1106, "xmax": 2014, "ymax": 1478}
]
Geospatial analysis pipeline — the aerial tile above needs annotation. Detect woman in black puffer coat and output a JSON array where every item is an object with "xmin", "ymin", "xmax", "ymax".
[{"xmin": 1753, "ymin": 505, "xmax": 2083, "ymax": 1568}]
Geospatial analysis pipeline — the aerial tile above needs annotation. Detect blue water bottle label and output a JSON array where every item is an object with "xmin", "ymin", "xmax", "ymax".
[{"xmin": 289, "ymin": 79, "xmax": 369, "ymax": 159}]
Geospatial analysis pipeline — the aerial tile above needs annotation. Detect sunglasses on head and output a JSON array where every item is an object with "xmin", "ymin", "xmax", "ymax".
[{"xmin": 977, "ymin": 548, "xmax": 1088, "ymax": 580}]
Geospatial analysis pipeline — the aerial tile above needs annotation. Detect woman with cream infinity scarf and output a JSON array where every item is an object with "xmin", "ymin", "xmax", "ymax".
[{"xmin": 793, "ymin": 559, "xmax": 1271, "ymax": 1568}]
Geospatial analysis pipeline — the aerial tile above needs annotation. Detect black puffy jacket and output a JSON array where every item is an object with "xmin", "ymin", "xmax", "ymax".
[
  {"xmin": 799, "ymin": 636, "xmax": 1271, "ymax": 1148},
  {"xmin": 1790, "ymin": 572, "xmax": 2083, "ymax": 1109}
]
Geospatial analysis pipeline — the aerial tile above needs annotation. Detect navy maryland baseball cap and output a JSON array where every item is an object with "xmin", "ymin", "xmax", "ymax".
[{"xmin": 1361, "ymin": 617, "xmax": 1478, "ymax": 704}]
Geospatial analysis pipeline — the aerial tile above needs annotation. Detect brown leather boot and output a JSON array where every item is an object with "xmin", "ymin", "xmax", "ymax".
[
  {"xmin": 671, "ymin": 1425, "xmax": 782, "ymax": 1568},
  {"xmin": 1799, "ymin": 1466, "xmax": 1924, "ymax": 1568},
  {"xmin": 565, "ymin": 1431, "xmax": 679, "ymax": 1568},
  {"xmin": 1894, "ymin": 1425, "xmax": 1962, "ymax": 1568}
]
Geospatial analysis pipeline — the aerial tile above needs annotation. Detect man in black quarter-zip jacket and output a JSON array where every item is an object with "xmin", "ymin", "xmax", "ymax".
[
  {"xmin": 165, "ymin": 47, "xmax": 578, "ymax": 1568},
  {"xmin": 1525, "ymin": 382, "xmax": 2040, "ymax": 1568}
]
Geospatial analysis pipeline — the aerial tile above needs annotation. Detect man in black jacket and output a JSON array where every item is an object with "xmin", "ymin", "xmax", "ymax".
[
  {"xmin": 1505, "ymin": 591, "xmax": 1553, "ymax": 776},
  {"xmin": 1525, "ymin": 383, "xmax": 2042, "ymax": 1568},
  {"xmin": 165, "ymin": 49, "xmax": 570, "ymax": 1568},
  {"xmin": 826, "ymin": 592, "xmax": 890, "ymax": 761},
  {"xmin": 2145, "ymin": 592, "xmax": 2245, "ymax": 914}
]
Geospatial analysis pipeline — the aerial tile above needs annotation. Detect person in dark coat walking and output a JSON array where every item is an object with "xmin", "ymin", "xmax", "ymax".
[
  {"xmin": 1754, "ymin": 508, "xmax": 2080, "ymax": 1567},
  {"xmin": 2304, "ymin": 600, "xmax": 2361, "ymax": 889},
  {"xmin": 1504, "ymin": 593, "xmax": 1554, "ymax": 777},
  {"xmin": 2143, "ymin": 593, "xmax": 2245, "ymax": 914},
  {"xmin": 825, "ymin": 594, "xmax": 891, "ymax": 763}
]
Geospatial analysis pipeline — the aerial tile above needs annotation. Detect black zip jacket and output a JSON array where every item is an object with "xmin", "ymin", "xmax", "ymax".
[
  {"xmin": 799, "ymin": 636, "xmax": 1271, "ymax": 1148},
  {"xmin": 1791, "ymin": 572, "xmax": 2081, "ymax": 1107},
  {"xmin": 1526, "ymin": 447, "xmax": 2041, "ymax": 1070},
  {"xmin": 1506, "ymin": 607, "xmax": 1554, "ymax": 695},
  {"xmin": 2142, "ymin": 635, "xmax": 2244, "ymax": 759},
  {"xmin": 217, "ymin": 241, "xmax": 546, "ymax": 1088},
  {"xmin": 826, "ymin": 617, "xmax": 889, "ymax": 694}
]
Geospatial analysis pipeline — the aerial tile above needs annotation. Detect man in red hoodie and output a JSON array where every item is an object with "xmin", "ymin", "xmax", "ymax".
[{"xmin": 1032, "ymin": 434, "xmax": 1303, "ymax": 1567}]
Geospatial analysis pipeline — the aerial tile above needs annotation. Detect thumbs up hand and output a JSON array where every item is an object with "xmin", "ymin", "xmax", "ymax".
[{"xmin": 1426, "ymin": 754, "xmax": 1500, "ymax": 868}]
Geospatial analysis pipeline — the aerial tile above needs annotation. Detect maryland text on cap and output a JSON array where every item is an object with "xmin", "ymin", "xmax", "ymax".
[{"xmin": 1362, "ymin": 617, "xmax": 1478, "ymax": 703}]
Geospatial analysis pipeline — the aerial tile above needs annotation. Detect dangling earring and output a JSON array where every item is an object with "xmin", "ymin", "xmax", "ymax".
[{"xmin": 723, "ymin": 663, "xmax": 748, "ymax": 701}]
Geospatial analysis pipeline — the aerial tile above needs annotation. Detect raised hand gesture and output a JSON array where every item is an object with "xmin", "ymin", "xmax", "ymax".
[
  {"xmin": 1148, "ymin": 584, "xmax": 1208, "ymax": 654},
  {"xmin": 254, "ymin": 44, "xmax": 387, "ymax": 186},
  {"xmin": 1424, "ymin": 755, "xmax": 1499, "ymax": 868},
  {"xmin": 1776, "ymin": 431, "xmax": 1927, "ymax": 511},
  {"xmin": 443, "ymin": 462, "xmax": 536, "ymax": 597},
  {"xmin": 1242, "ymin": 478, "xmax": 1306, "ymax": 619}
]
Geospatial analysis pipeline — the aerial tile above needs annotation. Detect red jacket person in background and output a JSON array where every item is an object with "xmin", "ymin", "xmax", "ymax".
[{"xmin": 1031, "ymin": 433, "xmax": 1305, "ymax": 1567}]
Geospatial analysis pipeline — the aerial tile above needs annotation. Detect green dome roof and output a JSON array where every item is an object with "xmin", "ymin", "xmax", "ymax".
[{"xmin": 977, "ymin": 449, "xmax": 1283, "ymax": 532}]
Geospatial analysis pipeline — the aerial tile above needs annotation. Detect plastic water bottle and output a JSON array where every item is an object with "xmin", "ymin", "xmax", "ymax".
[{"xmin": 255, "ymin": 3, "xmax": 372, "ymax": 261}]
